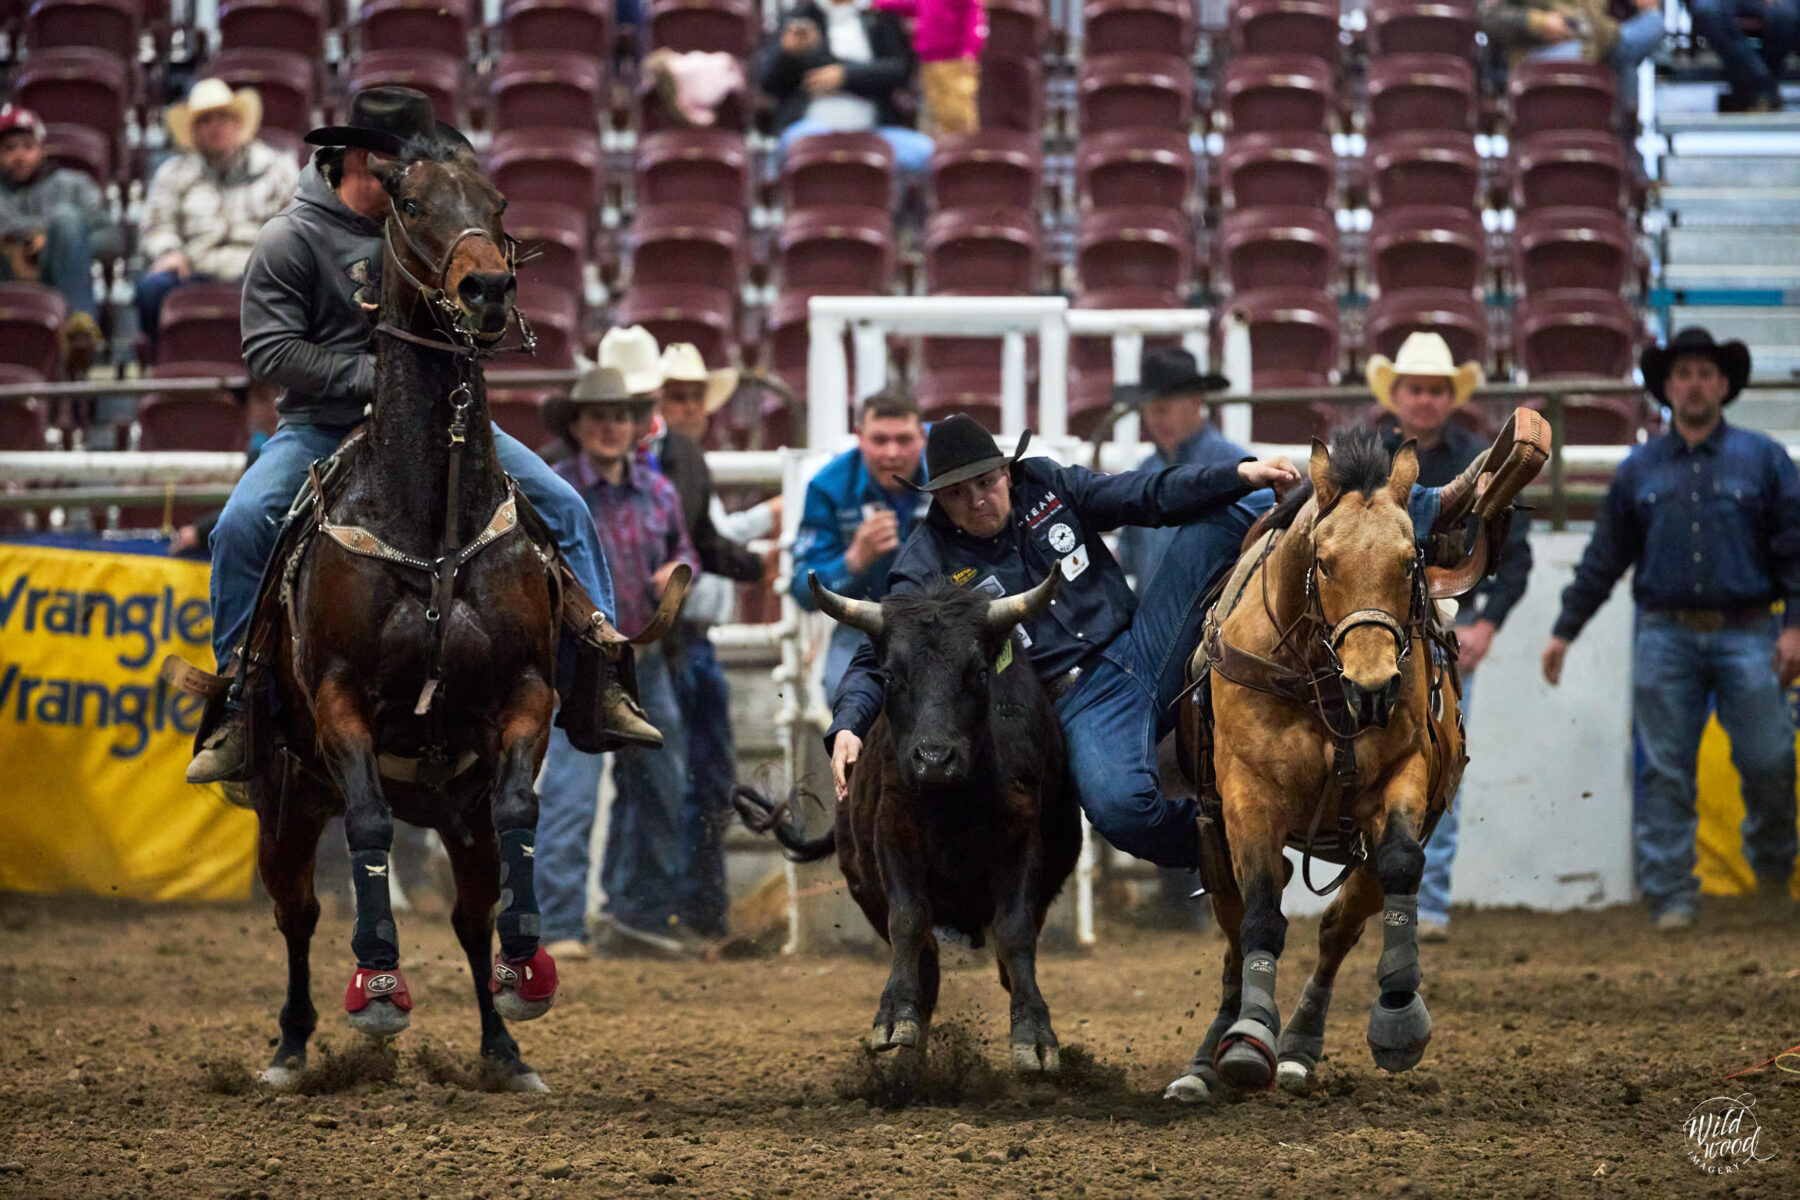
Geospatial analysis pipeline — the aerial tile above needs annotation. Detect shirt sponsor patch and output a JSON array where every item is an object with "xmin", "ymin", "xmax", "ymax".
[
  {"xmin": 1048, "ymin": 523, "xmax": 1077, "ymax": 554},
  {"xmin": 950, "ymin": 567, "xmax": 978, "ymax": 586},
  {"xmin": 1025, "ymin": 494, "xmax": 1065, "ymax": 529},
  {"xmin": 1061, "ymin": 544, "xmax": 1090, "ymax": 581}
]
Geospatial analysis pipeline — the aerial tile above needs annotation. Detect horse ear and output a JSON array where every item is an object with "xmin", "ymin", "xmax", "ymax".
[
  {"xmin": 369, "ymin": 154, "xmax": 406, "ymax": 197},
  {"xmin": 1308, "ymin": 438, "xmax": 1337, "ymax": 509},
  {"xmin": 1388, "ymin": 438, "xmax": 1420, "ymax": 504}
]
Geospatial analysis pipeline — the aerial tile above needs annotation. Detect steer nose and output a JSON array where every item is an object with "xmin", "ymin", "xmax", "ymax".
[
  {"xmin": 910, "ymin": 743, "xmax": 960, "ymax": 782},
  {"xmin": 457, "ymin": 270, "xmax": 515, "ymax": 309}
]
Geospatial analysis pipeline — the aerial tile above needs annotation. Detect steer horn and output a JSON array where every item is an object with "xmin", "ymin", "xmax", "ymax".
[
  {"xmin": 809, "ymin": 573, "xmax": 885, "ymax": 637},
  {"xmin": 987, "ymin": 561, "xmax": 1064, "ymax": 632}
]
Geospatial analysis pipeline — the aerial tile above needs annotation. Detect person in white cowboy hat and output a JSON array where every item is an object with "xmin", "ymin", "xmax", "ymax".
[
  {"xmin": 599, "ymin": 324, "xmax": 667, "ymax": 399},
  {"xmin": 1367, "ymin": 331, "xmax": 1533, "ymax": 943}
]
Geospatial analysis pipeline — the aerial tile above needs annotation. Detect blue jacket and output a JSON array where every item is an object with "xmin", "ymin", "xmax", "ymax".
[
  {"xmin": 1117, "ymin": 425, "xmax": 1250, "ymax": 593},
  {"xmin": 790, "ymin": 446, "xmax": 927, "ymax": 609},
  {"xmin": 825, "ymin": 455, "xmax": 1254, "ymax": 746}
]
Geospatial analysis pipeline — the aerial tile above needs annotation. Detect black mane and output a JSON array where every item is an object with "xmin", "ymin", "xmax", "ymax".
[{"xmin": 1265, "ymin": 426, "xmax": 1396, "ymax": 532}]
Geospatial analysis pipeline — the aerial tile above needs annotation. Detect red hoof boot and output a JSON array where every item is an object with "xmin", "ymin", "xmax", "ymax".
[
  {"xmin": 490, "ymin": 946, "xmax": 557, "ymax": 1023},
  {"xmin": 345, "ymin": 967, "xmax": 412, "ymax": 1037}
]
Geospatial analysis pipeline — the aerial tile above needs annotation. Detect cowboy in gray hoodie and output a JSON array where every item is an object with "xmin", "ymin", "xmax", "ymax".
[{"xmin": 188, "ymin": 87, "xmax": 654, "ymax": 784}]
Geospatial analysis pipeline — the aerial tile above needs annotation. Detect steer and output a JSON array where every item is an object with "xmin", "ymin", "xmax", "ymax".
[{"xmin": 736, "ymin": 570, "xmax": 1080, "ymax": 1072}]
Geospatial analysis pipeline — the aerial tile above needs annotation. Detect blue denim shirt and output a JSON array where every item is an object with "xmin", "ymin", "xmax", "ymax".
[
  {"xmin": 1554, "ymin": 420, "xmax": 1800, "ymax": 640},
  {"xmin": 1117, "ymin": 425, "xmax": 1250, "ymax": 593},
  {"xmin": 790, "ymin": 446, "xmax": 926, "ymax": 607}
]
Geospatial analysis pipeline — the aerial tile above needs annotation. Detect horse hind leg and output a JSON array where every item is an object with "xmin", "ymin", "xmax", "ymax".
[
  {"xmin": 257, "ymin": 784, "xmax": 328, "ymax": 1088},
  {"xmin": 441, "ymin": 821, "xmax": 548, "ymax": 1093},
  {"xmin": 1366, "ymin": 814, "xmax": 1433, "ymax": 1072},
  {"xmin": 1276, "ymin": 864, "xmax": 1383, "ymax": 1092},
  {"xmin": 1164, "ymin": 877, "xmax": 1245, "ymax": 1103}
]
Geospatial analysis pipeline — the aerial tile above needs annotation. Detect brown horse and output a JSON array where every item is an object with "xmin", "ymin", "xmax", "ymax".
[{"xmin": 1165, "ymin": 419, "xmax": 1544, "ymax": 1102}]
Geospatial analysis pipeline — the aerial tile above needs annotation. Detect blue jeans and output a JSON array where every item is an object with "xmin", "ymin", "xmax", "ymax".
[
  {"xmin": 0, "ymin": 207, "xmax": 97, "ymax": 318},
  {"xmin": 777, "ymin": 118, "xmax": 936, "ymax": 176},
  {"xmin": 1691, "ymin": 0, "xmax": 1800, "ymax": 102},
  {"xmin": 1527, "ymin": 12, "xmax": 1665, "ymax": 110},
  {"xmin": 1632, "ymin": 614, "xmax": 1799, "ymax": 918},
  {"xmin": 671, "ymin": 626, "xmax": 734, "ymax": 936},
  {"xmin": 1417, "ymin": 671, "xmax": 1474, "ymax": 926},
  {"xmin": 207, "ymin": 419, "xmax": 617, "ymax": 667}
]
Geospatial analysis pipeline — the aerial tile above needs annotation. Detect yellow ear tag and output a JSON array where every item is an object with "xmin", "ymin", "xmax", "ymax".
[{"xmin": 995, "ymin": 637, "xmax": 1014, "ymax": 674}]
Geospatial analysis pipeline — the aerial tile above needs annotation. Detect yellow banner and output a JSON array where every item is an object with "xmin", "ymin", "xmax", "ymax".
[
  {"xmin": 0, "ymin": 542, "xmax": 255, "ymax": 901},
  {"xmin": 1697, "ymin": 711, "xmax": 1800, "ymax": 898}
]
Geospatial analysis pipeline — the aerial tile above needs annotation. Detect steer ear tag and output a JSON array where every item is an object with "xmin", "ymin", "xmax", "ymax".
[{"xmin": 995, "ymin": 638, "xmax": 1014, "ymax": 674}]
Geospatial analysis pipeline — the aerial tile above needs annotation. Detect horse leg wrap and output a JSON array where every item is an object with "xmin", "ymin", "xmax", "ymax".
[
  {"xmin": 1239, "ymin": 951, "xmax": 1280, "ymax": 1032},
  {"xmin": 495, "ymin": 828, "xmax": 542, "ymax": 964},
  {"xmin": 1367, "ymin": 992, "xmax": 1433, "ymax": 1072},
  {"xmin": 1277, "ymin": 976, "xmax": 1333, "ymax": 1074},
  {"xmin": 1376, "ymin": 896, "xmax": 1422, "ymax": 996},
  {"xmin": 349, "ymin": 850, "xmax": 400, "ymax": 970},
  {"xmin": 1213, "ymin": 952, "xmax": 1281, "ymax": 1090}
]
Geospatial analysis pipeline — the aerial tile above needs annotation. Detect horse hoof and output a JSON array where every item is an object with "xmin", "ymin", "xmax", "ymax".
[
  {"xmin": 505, "ymin": 1070, "xmax": 550, "ymax": 1094},
  {"xmin": 1011, "ymin": 1042, "xmax": 1060, "ymax": 1075},
  {"xmin": 490, "ymin": 948, "xmax": 557, "ymax": 1023},
  {"xmin": 347, "ymin": 998, "xmax": 411, "ymax": 1038},
  {"xmin": 493, "ymin": 992, "xmax": 553, "ymax": 1023},
  {"xmin": 1214, "ymin": 1019, "xmax": 1278, "ymax": 1091},
  {"xmin": 1276, "ymin": 1060, "xmax": 1313, "ymax": 1092},
  {"xmin": 1163, "ymin": 1071, "xmax": 1217, "ymax": 1104},
  {"xmin": 259, "ymin": 1064, "xmax": 302, "ymax": 1090},
  {"xmin": 869, "ymin": 1018, "xmax": 920, "ymax": 1052},
  {"xmin": 1367, "ymin": 993, "xmax": 1432, "ymax": 1072}
]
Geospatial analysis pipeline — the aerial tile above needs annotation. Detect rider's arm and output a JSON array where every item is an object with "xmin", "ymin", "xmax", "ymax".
[
  {"xmin": 1053, "ymin": 459, "xmax": 1253, "ymax": 532},
  {"xmin": 1552, "ymin": 464, "xmax": 1643, "ymax": 642},
  {"xmin": 241, "ymin": 217, "xmax": 376, "ymax": 403},
  {"xmin": 819, "ymin": 549, "xmax": 928, "ymax": 750}
]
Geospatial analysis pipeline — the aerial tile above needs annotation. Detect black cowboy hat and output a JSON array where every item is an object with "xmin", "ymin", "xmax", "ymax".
[
  {"xmin": 905, "ymin": 414, "xmax": 1031, "ymax": 493},
  {"xmin": 1113, "ymin": 347, "xmax": 1231, "ymax": 407},
  {"xmin": 1641, "ymin": 327, "xmax": 1752, "ymax": 405},
  {"xmin": 543, "ymin": 367, "xmax": 650, "ymax": 443},
  {"xmin": 305, "ymin": 86, "xmax": 464, "ymax": 158}
]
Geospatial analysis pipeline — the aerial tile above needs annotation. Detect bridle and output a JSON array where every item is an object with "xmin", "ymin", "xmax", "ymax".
[{"xmin": 378, "ymin": 183, "xmax": 537, "ymax": 356}]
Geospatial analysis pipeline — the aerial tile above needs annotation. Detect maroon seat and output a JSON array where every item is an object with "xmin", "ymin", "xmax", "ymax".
[
  {"xmin": 1076, "ymin": 127, "xmax": 1195, "ymax": 212},
  {"xmin": 1228, "ymin": 287, "xmax": 1341, "ymax": 389},
  {"xmin": 977, "ymin": 55, "xmax": 1046, "ymax": 134},
  {"xmin": 0, "ymin": 365, "xmax": 49, "ymax": 451},
  {"xmin": 637, "ymin": 128, "xmax": 750, "ymax": 209},
  {"xmin": 1369, "ymin": 0, "xmax": 1477, "ymax": 57},
  {"xmin": 1220, "ymin": 205, "xmax": 1339, "ymax": 292},
  {"xmin": 916, "ymin": 369, "xmax": 1004, "ymax": 431},
  {"xmin": 647, "ymin": 0, "xmax": 753, "ymax": 55},
  {"xmin": 11, "ymin": 47, "xmax": 129, "ymax": 164},
  {"xmin": 924, "ymin": 206, "xmax": 1040, "ymax": 295},
  {"xmin": 503, "ymin": 0, "xmax": 611, "ymax": 58},
  {"xmin": 984, "ymin": 0, "xmax": 1047, "ymax": 60},
  {"xmin": 138, "ymin": 363, "xmax": 247, "ymax": 453},
  {"xmin": 1229, "ymin": 0, "xmax": 1341, "ymax": 63},
  {"xmin": 42, "ymin": 122, "xmax": 112, "ymax": 183},
  {"xmin": 781, "ymin": 131, "xmax": 895, "ymax": 212},
  {"xmin": 1368, "ymin": 205, "xmax": 1485, "ymax": 293},
  {"xmin": 158, "ymin": 282, "xmax": 245, "ymax": 366},
  {"xmin": 767, "ymin": 285, "xmax": 870, "ymax": 389},
  {"xmin": 358, "ymin": 0, "xmax": 469, "ymax": 58},
  {"xmin": 488, "ymin": 390, "xmax": 553, "ymax": 449},
  {"xmin": 1515, "ymin": 207, "xmax": 1632, "ymax": 295},
  {"xmin": 1220, "ymin": 130, "xmax": 1335, "ymax": 209},
  {"xmin": 1223, "ymin": 54, "xmax": 1335, "ymax": 133},
  {"xmin": 1250, "ymin": 401, "xmax": 1345, "ymax": 445},
  {"xmin": 1515, "ymin": 289, "xmax": 1637, "ymax": 378},
  {"xmin": 1078, "ymin": 52, "xmax": 1194, "ymax": 134},
  {"xmin": 217, "ymin": 0, "xmax": 326, "ymax": 56},
  {"xmin": 25, "ymin": 0, "xmax": 138, "ymax": 62},
  {"xmin": 489, "ymin": 126, "xmax": 604, "ymax": 217},
  {"xmin": 1513, "ymin": 131, "xmax": 1628, "ymax": 210},
  {"xmin": 1085, "ymin": 0, "xmax": 1196, "ymax": 57},
  {"xmin": 1509, "ymin": 59, "xmax": 1617, "ymax": 138},
  {"xmin": 930, "ymin": 129, "xmax": 1042, "ymax": 212},
  {"xmin": 630, "ymin": 202, "xmax": 743, "ymax": 296},
  {"xmin": 506, "ymin": 200, "xmax": 589, "ymax": 297},
  {"xmin": 616, "ymin": 283, "xmax": 735, "ymax": 366},
  {"xmin": 511, "ymin": 283, "xmax": 581, "ymax": 367},
  {"xmin": 0, "ymin": 284, "xmax": 68, "ymax": 378},
  {"xmin": 1364, "ymin": 287, "xmax": 1488, "ymax": 365},
  {"xmin": 1367, "ymin": 53, "xmax": 1476, "ymax": 136},
  {"xmin": 1076, "ymin": 206, "xmax": 1192, "ymax": 296},
  {"xmin": 1551, "ymin": 393, "xmax": 1647, "ymax": 444},
  {"xmin": 1366, "ymin": 130, "xmax": 1480, "ymax": 209},
  {"xmin": 490, "ymin": 50, "xmax": 604, "ymax": 134},
  {"xmin": 260, "ymin": 126, "xmax": 308, "ymax": 166},
  {"xmin": 778, "ymin": 206, "xmax": 895, "ymax": 293},
  {"xmin": 350, "ymin": 49, "xmax": 464, "ymax": 125},
  {"xmin": 208, "ymin": 48, "xmax": 316, "ymax": 136}
]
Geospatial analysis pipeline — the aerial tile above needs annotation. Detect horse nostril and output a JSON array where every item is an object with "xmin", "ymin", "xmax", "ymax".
[{"xmin": 459, "ymin": 272, "xmax": 514, "ymax": 306}]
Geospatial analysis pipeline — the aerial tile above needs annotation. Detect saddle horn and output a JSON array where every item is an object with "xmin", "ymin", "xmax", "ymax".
[
  {"xmin": 1424, "ymin": 521, "xmax": 1491, "ymax": 599},
  {"xmin": 986, "ymin": 562, "xmax": 1063, "ymax": 633},
  {"xmin": 810, "ymin": 574, "xmax": 885, "ymax": 638}
]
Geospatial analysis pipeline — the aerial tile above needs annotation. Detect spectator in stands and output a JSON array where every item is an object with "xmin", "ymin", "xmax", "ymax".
[
  {"xmin": 536, "ymin": 366, "xmax": 701, "ymax": 960},
  {"xmin": 1544, "ymin": 328, "xmax": 1800, "ymax": 932},
  {"xmin": 0, "ymin": 103, "xmax": 111, "ymax": 376},
  {"xmin": 138, "ymin": 79, "xmax": 298, "ymax": 357},
  {"xmin": 1689, "ymin": 0, "xmax": 1799, "ymax": 112},
  {"xmin": 757, "ymin": 0, "xmax": 935, "ymax": 175},
  {"xmin": 1480, "ymin": 0, "xmax": 1667, "ymax": 112},
  {"xmin": 643, "ymin": 48, "xmax": 747, "ymax": 126},
  {"xmin": 1368, "ymin": 333, "xmax": 1533, "ymax": 941},
  {"xmin": 875, "ymin": 0, "xmax": 985, "ymax": 135},
  {"xmin": 1116, "ymin": 348, "xmax": 1243, "ymax": 595},
  {"xmin": 792, "ymin": 384, "xmax": 927, "ymax": 701}
]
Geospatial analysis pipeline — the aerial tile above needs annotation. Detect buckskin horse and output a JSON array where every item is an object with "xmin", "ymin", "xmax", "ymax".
[
  {"xmin": 169, "ymin": 135, "xmax": 684, "ymax": 1091},
  {"xmin": 1164, "ymin": 414, "xmax": 1548, "ymax": 1102}
]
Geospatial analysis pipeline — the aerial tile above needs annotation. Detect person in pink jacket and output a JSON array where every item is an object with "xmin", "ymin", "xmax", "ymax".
[{"xmin": 876, "ymin": 0, "xmax": 985, "ymax": 135}]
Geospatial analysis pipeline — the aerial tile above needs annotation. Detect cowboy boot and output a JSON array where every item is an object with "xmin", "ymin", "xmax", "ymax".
[
  {"xmin": 187, "ymin": 664, "xmax": 253, "ymax": 785},
  {"xmin": 557, "ymin": 637, "xmax": 662, "ymax": 753}
]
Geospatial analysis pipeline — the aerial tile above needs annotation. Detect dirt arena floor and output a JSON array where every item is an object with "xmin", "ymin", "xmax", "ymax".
[{"xmin": 1, "ymin": 891, "xmax": 1796, "ymax": 1200}]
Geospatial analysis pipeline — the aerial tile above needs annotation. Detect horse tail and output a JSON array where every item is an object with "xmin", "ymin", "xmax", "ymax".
[{"xmin": 730, "ymin": 784, "xmax": 837, "ymax": 862}]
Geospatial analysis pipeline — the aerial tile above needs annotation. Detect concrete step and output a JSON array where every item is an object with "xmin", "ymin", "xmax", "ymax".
[
  {"xmin": 1725, "ymin": 389, "xmax": 1800, "ymax": 438},
  {"xmin": 1663, "ymin": 157, "xmax": 1800, "ymax": 189},
  {"xmin": 1658, "ymin": 187, "xmax": 1800, "ymax": 225},
  {"xmin": 1670, "ymin": 306, "xmax": 1800, "ymax": 345},
  {"xmin": 1666, "ymin": 228, "xmax": 1800, "ymax": 266}
]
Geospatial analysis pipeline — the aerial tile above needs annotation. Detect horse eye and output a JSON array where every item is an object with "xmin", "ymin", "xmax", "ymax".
[{"xmin": 402, "ymin": 199, "xmax": 420, "ymax": 217}]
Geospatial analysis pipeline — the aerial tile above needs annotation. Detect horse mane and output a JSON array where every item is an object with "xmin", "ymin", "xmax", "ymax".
[{"xmin": 1262, "ymin": 426, "xmax": 1397, "ymax": 533}]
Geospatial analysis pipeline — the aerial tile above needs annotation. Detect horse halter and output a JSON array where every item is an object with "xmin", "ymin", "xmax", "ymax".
[{"xmin": 383, "ymin": 190, "xmax": 535, "ymax": 353}]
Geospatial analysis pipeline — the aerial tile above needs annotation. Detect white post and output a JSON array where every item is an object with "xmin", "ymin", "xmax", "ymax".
[
  {"xmin": 1000, "ymin": 330, "xmax": 1028, "ymax": 439},
  {"xmin": 1219, "ymin": 309, "xmax": 1254, "ymax": 446},
  {"xmin": 806, "ymin": 311, "xmax": 850, "ymax": 450},
  {"xmin": 851, "ymin": 321, "xmax": 889, "ymax": 404},
  {"xmin": 1037, "ymin": 312, "xmax": 1069, "ymax": 440}
]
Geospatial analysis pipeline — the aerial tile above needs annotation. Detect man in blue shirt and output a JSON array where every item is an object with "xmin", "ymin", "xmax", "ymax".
[
  {"xmin": 1544, "ymin": 328, "xmax": 1800, "ymax": 931},
  {"xmin": 791, "ymin": 385, "xmax": 927, "ymax": 701}
]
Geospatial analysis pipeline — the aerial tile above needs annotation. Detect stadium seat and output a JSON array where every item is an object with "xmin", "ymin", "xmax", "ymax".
[
  {"xmin": 1515, "ymin": 289, "xmax": 1637, "ymax": 378},
  {"xmin": 42, "ymin": 123, "xmax": 112, "ymax": 184},
  {"xmin": 916, "ymin": 368, "xmax": 1004, "ymax": 431},
  {"xmin": 781, "ymin": 131, "xmax": 895, "ymax": 212},
  {"xmin": 1509, "ymin": 59, "xmax": 1616, "ymax": 139},
  {"xmin": 487, "ymin": 389, "xmax": 553, "ymax": 449},
  {"xmin": 350, "ymin": 49, "xmax": 464, "ymax": 126},
  {"xmin": 1368, "ymin": 0, "xmax": 1478, "ymax": 57},
  {"xmin": 10, "ymin": 47, "xmax": 129, "ymax": 162},
  {"xmin": 216, "ymin": 0, "xmax": 326, "ymax": 57},
  {"xmin": 1366, "ymin": 129, "xmax": 1481, "ymax": 209},
  {"xmin": 1513, "ymin": 131, "xmax": 1628, "ymax": 211},
  {"xmin": 506, "ymin": 200, "xmax": 589, "ymax": 297},
  {"xmin": 635, "ymin": 70, "xmax": 751, "ymax": 135},
  {"xmin": 1366, "ymin": 53, "xmax": 1476, "ymax": 136},
  {"xmin": 977, "ymin": 55, "xmax": 1047, "ymax": 134},
  {"xmin": 647, "ymin": 0, "xmax": 754, "ymax": 56},
  {"xmin": 1076, "ymin": 127, "xmax": 1195, "ymax": 212},
  {"xmin": 1222, "ymin": 54, "xmax": 1335, "ymax": 133},
  {"xmin": 489, "ymin": 126, "xmax": 605, "ymax": 217},
  {"xmin": 157, "ymin": 282, "xmax": 244, "ymax": 367},
  {"xmin": 489, "ymin": 50, "xmax": 604, "ymax": 134},
  {"xmin": 930, "ymin": 129, "xmax": 1042, "ymax": 212},
  {"xmin": 630, "ymin": 202, "xmax": 744, "ymax": 296},
  {"xmin": 1364, "ymin": 287, "xmax": 1488, "ymax": 365},
  {"xmin": 260, "ymin": 127, "xmax": 307, "ymax": 165},
  {"xmin": 137, "ymin": 363, "xmax": 247, "ymax": 453},
  {"xmin": 1368, "ymin": 205, "xmax": 1485, "ymax": 293},
  {"xmin": 1220, "ymin": 130, "xmax": 1336, "ymax": 209},
  {"xmin": 1220, "ymin": 205, "xmax": 1340, "ymax": 292},
  {"xmin": 636, "ymin": 128, "xmax": 750, "ymax": 209},
  {"xmin": 1250, "ymin": 400, "xmax": 1344, "ymax": 444},
  {"xmin": 502, "ymin": 0, "xmax": 611, "ymax": 58},
  {"xmin": 0, "ymin": 284, "xmax": 68, "ymax": 379},
  {"xmin": 1553, "ymin": 393, "xmax": 1648, "ymax": 444},
  {"xmin": 358, "ymin": 0, "xmax": 469, "ymax": 58},
  {"xmin": 513, "ymin": 283, "xmax": 581, "ymax": 367},
  {"xmin": 924, "ymin": 206, "xmax": 1040, "ymax": 295},
  {"xmin": 616, "ymin": 283, "xmax": 735, "ymax": 367},
  {"xmin": 1077, "ymin": 52, "xmax": 1195, "ymax": 134},
  {"xmin": 208, "ymin": 48, "xmax": 316, "ymax": 137},
  {"xmin": 777, "ymin": 206, "xmax": 895, "ymax": 293},
  {"xmin": 24, "ymin": 0, "xmax": 138, "ymax": 63},
  {"xmin": 1076, "ymin": 206, "xmax": 1193, "ymax": 297},
  {"xmin": 984, "ymin": 0, "xmax": 1048, "ymax": 60},
  {"xmin": 767, "ymin": 286, "xmax": 868, "ymax": 390},
  {"xmin": 1085, "ymin": 0, "xmax": 1196, "ymax": 57},
  {"xmin": 1230, "ymin": 0, "xmax": 1340, "ymax": 63},
  {"xmin": 0, "ymin": 365, "xmax": 49, "ymax": 451},
  {"xmin": 1515, "ymin": 207, "xmax": 1632, "ymax": 295},
  {"xmin": 1229, "ymin": 286, "xmax": 1341, "ymax": 389}
]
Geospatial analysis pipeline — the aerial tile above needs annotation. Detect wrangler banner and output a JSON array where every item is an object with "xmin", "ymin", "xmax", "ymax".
[
  {"xmin": 1696, "ymin": 690, "xmax": 1800, "ymax": 898},
  {"xmin": 0, "ymin": 537, "xmax": 255, "ymax": 901}
]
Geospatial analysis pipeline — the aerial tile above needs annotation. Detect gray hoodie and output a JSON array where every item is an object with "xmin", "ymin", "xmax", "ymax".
[
  {"xmin": 0, "ymin": 164, "xmax": 120, "ymax": 259},
  {"xmin": 240, "ymin": 157, "xmax": 382, "ymax": 427}
]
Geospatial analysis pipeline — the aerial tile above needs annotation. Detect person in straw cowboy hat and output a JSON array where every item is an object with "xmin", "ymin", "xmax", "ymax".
[
  {"xmin": 1367, "ymin": 331, "xmax": 1534, "ymax": 942},
  {"xmin": 138, "ymin": 77, "xmax": 298, "ymax": 352}
]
